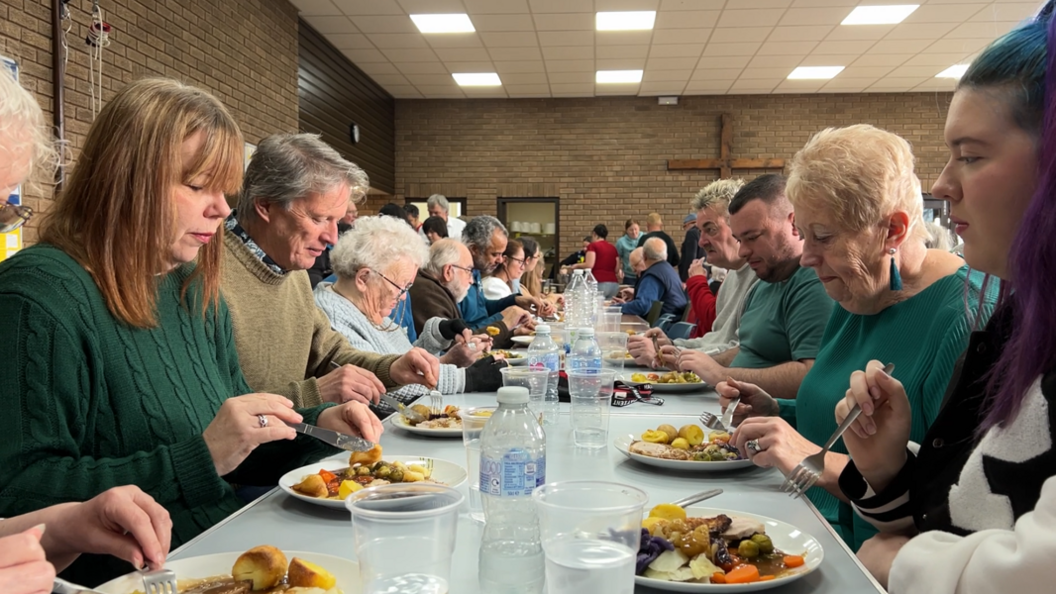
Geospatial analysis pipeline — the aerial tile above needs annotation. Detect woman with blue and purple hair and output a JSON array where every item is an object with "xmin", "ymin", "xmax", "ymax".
[{"xmin": 833, "ymin": 2, "xmax": 1056, "ymax": 593}]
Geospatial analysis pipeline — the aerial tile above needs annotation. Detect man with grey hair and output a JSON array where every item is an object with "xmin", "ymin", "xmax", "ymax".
[
  {"xmin": 222, "ymin": 132, "xmax": 440, "ymax": 410},
  {"xmin": 615, "ymin": 237, "xmax": 686, "ymax": 318},
  {"xmin": 629, "ymin": 178, "xmax": 760, "ymax": 365},
  {"xmin": 409, "ymin": 239, "xmax": 528, "ymax": 348},
  {"xmin": 421, "ymin": 194, "xmax": 465, "ymax": 242}
]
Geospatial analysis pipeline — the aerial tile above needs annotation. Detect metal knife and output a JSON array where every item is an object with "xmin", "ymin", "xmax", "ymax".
[
  {"xmin": 328, "ymin": 361, "xmax": 427, "ymax": 423},
  {"xmin": 671, "ymin": 488, "xmax": 724, "ymax": 508},
  {"xmin": 53, "ymin": 578, "xmax": 106, "ymax": 594},
  {"xmin": 285, "ymin": 422, "xmax": 376, "ymax": 452}
]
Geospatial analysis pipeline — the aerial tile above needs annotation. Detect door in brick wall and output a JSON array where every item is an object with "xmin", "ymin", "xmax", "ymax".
[{"xmin": 497, "ymin": 198, "xmax": 559, "ymax": 279}]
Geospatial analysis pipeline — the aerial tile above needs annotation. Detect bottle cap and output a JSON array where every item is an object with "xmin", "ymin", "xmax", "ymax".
[
  {"xmin": 497, "ymin": 386, "xmax": 530, "ymax": 405},
  {"xmin": 578, "ymin": 327, "xmax": 595, "ymax": 337},
  {"xmin": 535, "ymin": 324, "xmax": 550, "ymax": 335}
]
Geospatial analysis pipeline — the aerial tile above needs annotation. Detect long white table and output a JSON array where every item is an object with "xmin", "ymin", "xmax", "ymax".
[{"xmin": 170, "ymin": 384, "xmax": 884, "ymax": 593}]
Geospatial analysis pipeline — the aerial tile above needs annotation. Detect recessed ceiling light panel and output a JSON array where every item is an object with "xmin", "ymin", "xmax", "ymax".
[
  {"xmin": 596, "ymin": 11, "xmax": 657, "ymax": 31},
  {"xmin": 841, "ymin": 5, "xmax": 919, "ymax": 25},
  {"xmin": 410, "ymin": 14, "xmax": 475, "ymax": 33},
  {"xmin": 453, "ymin": 72, "xmax": 502, "ymax": 86},
  {"xmin": 596, "ymin": 70, "xmax": 644, "ymax": 84},
  {"xmin": 788, "ymin": 66, "xmax": 845, "ymax": 79},
  {"xmin": 936, "ymin": 64, "xmax": 970, "ymax": 79}
]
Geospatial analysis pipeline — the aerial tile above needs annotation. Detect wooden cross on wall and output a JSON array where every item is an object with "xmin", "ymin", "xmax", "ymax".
[{"xmin": 668, "ymin": 113, "xmax": 785, "ymax": 178}]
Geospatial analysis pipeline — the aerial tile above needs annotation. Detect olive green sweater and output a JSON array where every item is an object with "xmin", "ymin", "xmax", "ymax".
[
  {"xmin": 221, "ymin": 232, "xmax": 401, "ymax": 407},
  {"xmin": 0, "ymin": 245, "xmax": 336, "ymax": 586}
]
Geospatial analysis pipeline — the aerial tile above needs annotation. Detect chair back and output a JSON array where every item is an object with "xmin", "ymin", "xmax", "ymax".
[
  {"xmin": 667, "ymin": 321, "xmax": 696, "ymax": 340},
  {"xmin": 644, "ymin": 300, "xmax": 663, "ymax": 326}
]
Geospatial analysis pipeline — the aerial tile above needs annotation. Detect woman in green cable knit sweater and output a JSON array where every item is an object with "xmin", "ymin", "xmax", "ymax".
[
  {"xmin": 720, "ymin": 125, "xmax": 997, "ymax": 550},
  {"xmin": 0, "ymin": 79, "xmax": 383, "ymax": 587}
]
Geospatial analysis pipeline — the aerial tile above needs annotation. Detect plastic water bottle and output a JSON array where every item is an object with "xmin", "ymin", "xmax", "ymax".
[
  {"xmin": 565, "ymin": 270, "xmax": 584, "ymax": 345},
  {"xmin": 583, "ymin": 269, "xmax": 598, "ymax": 296},
  {"xmin": 478, "ymin": 387, "xmax": 546, "ymax": 594},
  {"xmin": 527, "ymin": 324, "xmax": 561, "ymax": 425},
  {"xmin": 567, "ymin": 327, "xmax": 602, "ymax": 371}
]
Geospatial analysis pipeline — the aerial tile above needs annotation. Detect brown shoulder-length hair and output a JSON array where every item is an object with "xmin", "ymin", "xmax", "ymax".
[{"xmin": 40, "ymin": 78, "xmax": 243, "ymax": 328}]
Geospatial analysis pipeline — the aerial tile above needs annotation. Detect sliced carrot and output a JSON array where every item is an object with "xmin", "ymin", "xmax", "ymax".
[
  {"xmin": 710, "ymin": 572, "xmax": 727, "ymax": 584},
  {"xmin": 759, "ymin": 576, "xmax": 776, "ymax": 582},
  {"xmin": 319, "ymin": 469, "xmax": 338, "ymax": 483},
  {"xmin": 725, "ymin": 565, "xmax": 761, "ymax": 584},
  {"xmin": 783, "ymin": 555, "xmax": 805, "ymax": 568}
]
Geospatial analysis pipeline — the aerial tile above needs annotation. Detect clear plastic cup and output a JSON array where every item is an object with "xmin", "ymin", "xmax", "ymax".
[
  {"xmin": 599, "ymin": 331, "xmax": 629, "ymax": 370},
  {"xmin": 461, "ymin": 406, "xmax": 496, "ymax": 523},
  {"xmin": 566, "ymin": 369, "xmax": 616, "ymax": 448},
  {"xmin": 500, "ymin": 367, "xmax": 550, "ymax": 423},
  {"xmin": 346, "ymin": 483, "xmax": 464, "ymax": 594},
  {"xmin": 533, "ymin": 481, "xmax": 648, "ymax": 594}
]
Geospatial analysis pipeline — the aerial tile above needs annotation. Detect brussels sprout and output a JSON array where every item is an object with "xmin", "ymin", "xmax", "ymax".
[
  {"xmin": 356, "ymin": 465, "xmax": 372, "ymax": 476},
  {"xmin": 374, "ymin": 465, "xmax": 392, "ymax": 478},
  {"xmin": 372, "ymin": 461, "xmax": 389, "ymax": 471},
  {"xmin": 388, "ymin": 468, "xmax": 405, "ymax": 483},
  {"xmin": 750, "ymin": 534, "xmax": 774, "ymax": 554},
  {"xmin": 737, "ymin": 540, "xmax": 760, "ymax": 559}
]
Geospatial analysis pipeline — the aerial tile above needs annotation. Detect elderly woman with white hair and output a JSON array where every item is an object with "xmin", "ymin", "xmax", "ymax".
[
  {"xmin": 315, "ymin": 216, "xmax": 507, "ymax": 406},
  {"xmin": 722, "ymin": 125, "xmax": 996, "ymax": 550}
]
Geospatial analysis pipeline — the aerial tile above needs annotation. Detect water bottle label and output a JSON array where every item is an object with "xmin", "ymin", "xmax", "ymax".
[
  {"xmin": 480, "ymin": 449, "xmax": 546, "ymax": 497},
  {"xmin": 528, "ymin": 353, "xmax": 560, "ymax": 371}
]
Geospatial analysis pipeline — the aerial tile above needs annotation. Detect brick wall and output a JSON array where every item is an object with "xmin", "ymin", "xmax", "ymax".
[
  {"xmin": 393, "ymin": 93, "xmax": 952, "ymax": 256},
  {"xmin": 0, "ymin": 0, "xmax": 300, "ymax": 244}
]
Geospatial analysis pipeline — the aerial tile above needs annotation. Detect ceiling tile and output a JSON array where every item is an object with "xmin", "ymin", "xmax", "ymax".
[
  {"xmin": 357, "ymin": 61, "xmax": 401, "ymax": 75},
  {"xmin": 495, "ymin": 60, "xmax": 547, "ymax": 73},
  {"xmin": 708, "ymin": 27, "xmax": 773, "ymax": 44},
  {"xmin": 719, "ymin": 10, "xmax": 784, "ymax": 28},
  {"xmin": 405, "ymin": 73, "xmax": 457, "ymax": 86},
  {"xmin": 394, "ymin": 61, "xmax": 449, "ymax": 74},
  {"xmin": 967, "ymin": 2, "xmax": 1041, "ymax": 22},
  {"xmin": 368, "ymin": 73, "xmax": 411, "ymax": 85},
  {"xmin": 596, "ymin": 45, "xmax": 650, "ymax": 59},
  {"xmin": 349, "ymin": 15, "xmax": 419, "ymax": 33},
  {"xmin": 810, "ymin": 40, "xmax": 874, "ymax": 54},
  {"xmin": 491, "ymin": 46, "xmax": 544, "ymax": 61},
  {"xmin": 889, "ymin": 65, "xmax": 949, "ymax": 78},
  {"xmin": 652, "ymin": 29, "xmax": 713, "ymax": 44},
  {"xmin": 594, "ymin": 82, "xmax": 641, "ymax": 95},
  {"xmin": 463, "ymin": 0, "xmax": 531, "ymax": 14},
  {"xmin": 472, "ymin": 14, "xmax": 536, "ymax": 32},
  {"xmin": 947, "ymin": 21, "xmax": 1019, "ymax": 39},
  {"xmin": 596, "ymin": 58, "xmax": 646, "ymax": 71},
  {"xmin": 728, "ymin": 79, "xmax": 780, "ymax": 92},
  {"xmin": 773, "ymin": 80, "xmax": 828, "ymax": 93},
  {"xmin": 461, "ymin": 87, "xmax": 510, "ymax": 97},
  {"xmin": 367, "ymin": 33, "xmax": 429, "ymax": 49},
  {"xmin": 426, "ymin": 34, "xmax": 486, "ymax": 49},
  {"xmin": 823, "ymin": 24, "xmax": 891, "ymax": 41},
  {"xmin": 381, "ymin": 48, "xmax": 439, "ymax": 62},
  {"xmin": 768, "ymin": 25, "xmax": 833, "ymax": 41},
  {"xmin": 740, "ymin": 66, "xmax": 795, "ymax": 79},
  {"xmin": 597, "ymin": 0, "xmax": 661, "ymax": 9},
  {"xmin": 789, "ymin": 0, "xmax": 857, "ymax": 6},
  {"xmin": 912, "ymin": 79, "xmax": 958, "ymax": 91},
  {"xmin": 292, "ymin": 0, "xmax": 342, "ymax": 16},
  {"xmin": 648, "ymin": 44, "xmax": 705, "ymax": 58},
  {"xmin": 547, "ymin": 71, "xmax": 594, "ymax": 83},
  {"xmin": 757, "ymin": 40, "xmax": 817, "ymax": 55},
  {"xmin": 696, "ymin": 55, "xmax": 751, "ymax": 69},
  {"xmin": 397, "ymin": 0, "xmax": 465, "ymax": 12},
  {"xmin": 866, "ymin": 39, "xmax": 933, "ymax": 54},
  {"xmin": 797, "ymin": 55, "xmax": 849, "ymax": 67},
  {"xmin": 302, "ymin": 15, "xmax": 358, "ymax": 33},
  {"xmin": 703, "ymin": 42, "xmax": 763, "ymax": 57},
  {"xmin": 545, "ymin": 59, "xmax": 595, "ymax": 72},
  {"xmin": 654, "ymin": 10, "xmax": 721, "ymax": 30},
  {"xmin": 819, "ymin": 79, "xmax": 875, "ymax": 93},
  {"xmin": 596, "ymin": 31, "xmax": 655, "ymax": 46},
  {"xmin": 537, "ymin": 31, "xmax": 595, "ymax": 46},
  {"xmin": 327, "ymin": 33, "xmax": 375, "ymax": 49},
  {"xmin": 839, "ymin": 65, "xmax": 895, "ymax": 78},
  {"xmin": 643, "ymin": 69, "xmax": 692, "ymax": 82},
  {"xmin": 748, "ymin": 54, "xmax": 804, "ymax": 68},
  {"xmin": 924, "ymin": 38, "xmax": 990, "ymax": 55},
  {"xmin": 639, "ymin": 81, "xmax": 689, "ymax": 95},
  {"xmin": 691, "ymin": 67, "xmax": 744, "ymax": 81},
  {"xmin": 480, "ymin": 32, "xmax": 540, "ymax": 47},
  {"xmin": 529, "ymin": 0, "xmax": 593, "ymax": 12},
  {"xmin": 533, "ymin": 13, "xmax": 595, "ymax": 31},
  {"xmin": 904, "ymin": 3, "xmax": 987, "ymax": 23},
  {"xmin": 549, "ymin": 82, "xmax": 595, "ymax": 94},
  {"xmin": 386, "ymin": 85, "xmax": 423, "ymax": 98},
  {"xmin": 341, "ymin": 48, "xmax": 388, "ymax": 62},
  {"xmin": 851, "ymin": 53, "xmax": 910, "ymax": 67},
  {"xmin": 735, "ymin": 0, "xmax": 794, "ymax": 8},
  {"xmin": 445, "ymin": 61, "xmax": 499, "ymax": 71},
  {"xmin": 645, "ymin": 56, "xmax": 698, "ymax": 70},
  {"xmin": 661, "ymin": 0, "xmax": 725, "ymax": 10},
  {"xmin": 903, "ymin": 52, "xmax": 973, "ymax": 67},
  {"xmin": 504, "ymin": 84, "xmax": 552, "ymax": 96},
  {"xmin": 434, "ymin": 48, "xmax": 493, "ymax": 61},
  {"xmin": 868, "ymin": 77, "xmax": 928, "ymax": 88},
  {"xmin": 333, "ymin": 0, "xmax": 402, "ymax": 15},
  {"xmin": 684, "ymin": 79, "xmax": 733, "ymax": 94},
  {"xmin": 499, "ymin": 72, "xmax": 548, "ymax": 84},
  {"xmin": 885, "ymin": 23, "xmax": 957, "ymax": 40},
  {"xmin": 779, "ymin": 8, "xmax": 848, "ymax": 26},
  {"xmin": 415, "ymin": 85, "xmax": 465, "ymax": 95},
  {"xmin": 541, "ymin": 46, "xmax": 593, "ymax": 60}
]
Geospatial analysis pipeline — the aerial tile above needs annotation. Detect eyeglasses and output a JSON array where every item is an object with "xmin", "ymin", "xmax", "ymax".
[
  {"xmin": 506, "ymin": 255, "xmax": 525, "ymax": 267},
  {"xmin": 450, "ymin": 263, "xmax": 474, "ymax": 275},
  {"xmin": 0, "ymin": 203, "xmax": 33, "ymax": 233},
  {"xmin": 373, "ymin": 270, "xmax": 413, "ymax": 300}
]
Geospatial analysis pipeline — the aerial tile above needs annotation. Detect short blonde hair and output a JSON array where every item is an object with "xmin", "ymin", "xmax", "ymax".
[
  {"xmin": 787, "ymin": 124, "xmax": 927, "ymax": 241},
  {"xmin": 646, "ymin": 212, "xmax": 662, "ymax": 226},
  {"xmin": 690, "ymin": 179, "xmax": 745, "ymax": 220},
  {"xmin": 0, "ymin": 72, "xmax": 57, "ymax": 188}
]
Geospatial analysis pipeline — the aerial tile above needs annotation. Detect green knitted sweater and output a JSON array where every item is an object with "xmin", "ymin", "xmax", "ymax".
[{"xmin": 0, "ymin": 245, "xmax": 336, "ymax": 586}]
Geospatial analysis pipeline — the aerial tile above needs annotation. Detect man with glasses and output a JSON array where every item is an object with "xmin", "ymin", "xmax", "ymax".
[{"xmin": 220, "ymin": 133, "xmax": 440, "ymax": 410}]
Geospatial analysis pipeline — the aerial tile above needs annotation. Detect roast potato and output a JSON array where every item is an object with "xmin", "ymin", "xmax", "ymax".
[
  {"xmin": 291, "ymin": 474, "xmax": 328, "ymax": 498},
  {"xmin": 232, "ymin": 545, "xmax": 288, "ymax": 590},
  {"xmin": 288, "ymin": 557, "xmax": 337, "ymax": 589},
  {"xmin": 349, "ymin": 444, "xmax": 383, "ymax": 467}
]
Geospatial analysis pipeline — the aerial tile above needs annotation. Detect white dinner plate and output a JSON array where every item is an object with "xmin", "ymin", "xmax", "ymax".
[
  {"xmin": 279, "ymin": 455, "xmax": 467, "ymax": 509},
  {"xmin": 613, "ymin": 434, "xmax": 755, "ymax": 472},
  {"xmin": 635, "ymin": 506, "xmax": 823, "ymax": 592},
  {"xmin": 97, "ymin": 551, "xmax": 361, "ymax": 594},
  {"xmin": 624, "ymin": 379, "xmax": 711, "ymax": 394},
  {"xmin": 391, "ymin": 414, "xmax": 463, "ymax": 436},
  {"xmin": 510, "ymin": 335, "xmax": 534, "ymax": 346}
]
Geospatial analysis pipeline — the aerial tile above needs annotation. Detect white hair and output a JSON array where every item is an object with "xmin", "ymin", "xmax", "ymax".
[
  {"xmin": 0, "ymin": 72, "xmax": 57, "ymax": 187},
  {"xmin": 643, "ymin": 237, "xmax": 667, "ymax": 262},
  {"xmin": 331, "ymin": 215, "xmax": 428, "ymax": 279},
  {"xmin": 427, "ymin": 193, "xmax": 449, "ymax": 210},
  {"xmin": 424, "ymin": 238, "xmax": 464, "ymax": 276}
]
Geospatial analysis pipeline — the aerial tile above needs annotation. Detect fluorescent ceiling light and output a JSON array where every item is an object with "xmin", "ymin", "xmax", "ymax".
[
  {"xmin": 410, "ymin": 14, "xmax": 475, "ymax": 33},
  {"xmin": 936, "ymin": 64, "xmax": 970, "ymax": 79},
  {"xmin": 453, "ymin": 72, "xmax": 501, "ymax": 86},
  {"xmin": 596, "ymin": 70, "xmax": 643, "ymax": 84},
  {"xmin": 596, "ymin": 11, "xmax": 656, "ymax": 31},
  {"xmin": 788, "ymin": 66, "xmax": 844, "ymax": 79},
  {"xmin": 841, "ymin": 5, "xmax": 919, "ymax": 25}
]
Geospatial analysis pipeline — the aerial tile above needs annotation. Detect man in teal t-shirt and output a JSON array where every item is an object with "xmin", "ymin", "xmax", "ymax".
[{"xmin": 669, "ymin": 174, "xmax": 833, "ymax": 400}]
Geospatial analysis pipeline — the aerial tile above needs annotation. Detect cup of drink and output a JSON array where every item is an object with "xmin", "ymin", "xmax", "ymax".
[
  {"xmin": 346, "ymin": 483, "xmax": 464, "ymax": 594},
  {"xmin": 461, "ymin": 406, "xmax": 495, "ymax": 523},
  {"xmin": 599, "ymin": 331, "xmax": 629, "ymax": 370},
  {"xmin": 566, "ymin": 368, "xmax": 616, "ymax": 448},
  {"xmin": 500, "ymin": 367, "xmax": 550, "ymax": 422},
  {"xmin": 533, "ymin": 481, "xmax": 648, "ymax": 594}
]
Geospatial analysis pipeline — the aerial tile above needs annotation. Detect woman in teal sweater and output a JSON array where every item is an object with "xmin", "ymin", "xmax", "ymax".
[
  {"xmin": 0, "ymin": 79, "xmax": 382, "ymax": 587},
  {"xmin": 723, "ymin": 125, "xmax": 996, "ymax": 550}
]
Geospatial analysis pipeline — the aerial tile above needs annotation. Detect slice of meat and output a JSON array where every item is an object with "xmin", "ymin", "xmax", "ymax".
[
  {"xmin": 723, "ymin": 516, "xmax": 766, "ymax": 540},
  {"xmin": 629, "ymin": 441, "xmax": 693, "ymax": 460},
  {"xmin": 684, "ymin": 514, "xmax": 732, "ymax": 535},
  {"xmin": 182, "ymin": 578, "xmax": 254, "ymax": 594}
]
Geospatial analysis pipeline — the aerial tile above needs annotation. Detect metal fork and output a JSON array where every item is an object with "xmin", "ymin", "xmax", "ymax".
[
  {"xmin": 698, "ymin": 397, "xmax": 739, "ymax": 432},
  {"xmin": 141, "ymin": 569, "xmax": 178, "ymax": 594},
  {"xmin": 782, "ymin": 363, "xmax": 895, "ymax": 499},
  {"xmin": 699, "ymin": 411, "xmax": 726, "ymax": 432},
  {"xmin": 429, "ymin": 392, "xmax": 443, "ymax": 417}
]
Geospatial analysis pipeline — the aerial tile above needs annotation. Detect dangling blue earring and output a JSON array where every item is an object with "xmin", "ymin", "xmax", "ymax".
[{"xmin": 889, "ymin": 248, "xmax": 903, "ymax": 291}]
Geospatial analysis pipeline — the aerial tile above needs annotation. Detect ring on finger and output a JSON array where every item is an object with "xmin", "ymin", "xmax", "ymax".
[
  {"xmin": 258, "ymin": 414, "xmax": 268, "ymax": 429},
  {"xmin": 745, "ymin": 439, "xmax": 762, "ymax": 454}
]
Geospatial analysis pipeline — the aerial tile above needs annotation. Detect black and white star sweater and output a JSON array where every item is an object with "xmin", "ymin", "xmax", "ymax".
[{"xmin": 839, "ymin": 304, "xmax": 1056, "ymax": 594}]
